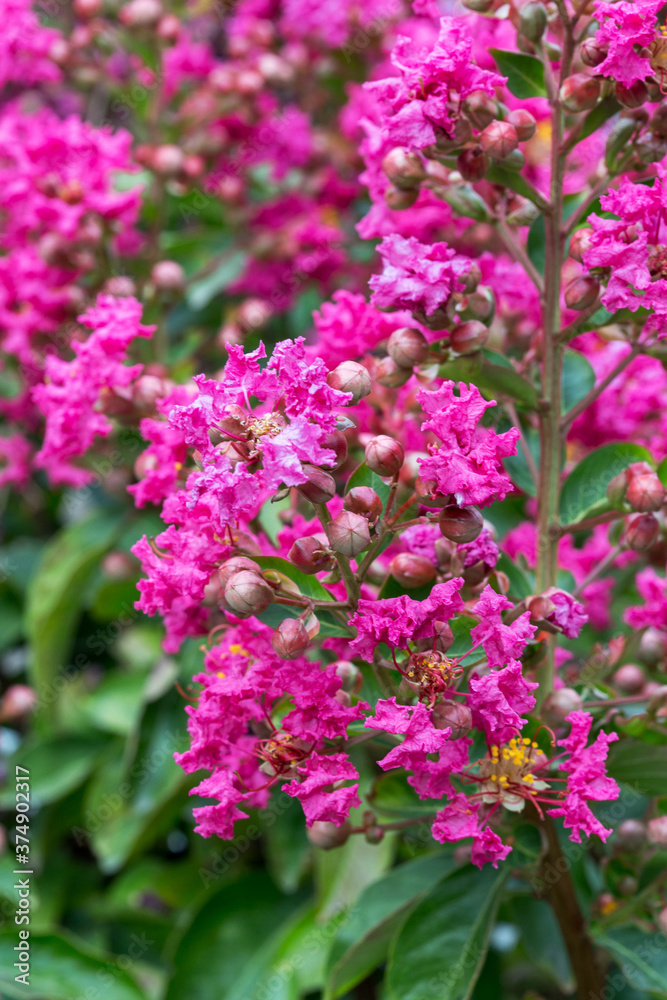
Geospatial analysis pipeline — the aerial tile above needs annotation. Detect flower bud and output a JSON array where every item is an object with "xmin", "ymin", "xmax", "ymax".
[
  {"xmin": 119, "ymin": 0, "xmax": 163, "ymax": 26},
  {"xmin": 580, "ymin": 37, "xmax": 608, "ymax": 67},
  {"xmin": 542, "ymin": 687, "xmax": 583, "ymax": 725},
  {"xmin": 272, "ymin": 618, "xmax": 310, "ymax": 660},
  {"xmin": 344, "ymin": 487, "xmax": 383, "ymax": 522},
  {"xmin": 382, "ymin": 148, "xmax": 426, "ymax": 190},
  {"xmin": 238, "ymin": 298, "xmax": 272, "ymax": 330},
  {"xmin": 457, "ymin": 286, "xmax": 495, "ymax": 324},
  {"xmin": 327, "ymin": 511, "xmax": 371, "ymax": 557},
  {"xmin": 460, "ymin": 262, "xmax": 482, "ymax": 294},
  {"xmin": 327, "ymin": 361, "xmax": 371, "ymax": 404},
  {"xmin": 449, "ymin": 320, "xmax": 488, "ymax": 355},
  {"xmin": 625, "ymin": 512, "xmax": 660, "ymax": 551},
  {"xmin": 526, "ymin": 594, "xmax": 558, "ymax": 623},
  {"xmin": 505, "ymin": 109, "xmax": 537, "ymax": 141},
  {"xmin": 0, "ymin": 685, "xmax": 37, "ymax": 723},
  {"xmin": 520, "ymin": 2, "xmax": 547, "ymax": 42},
  {"xmin": 568, "ymin": 227, "xmax": 593, "ymax": 263},
  {"xmin": 606, "ymin": 469, "xmax": 629, "ymax": 508},
  {"xmin": 307, "ymin": 820, "xmax": 351, "ymax": 849},
  {"xmin": 648, "ymin": 816, "xmax": 667, "ymax": 846},
  {"xmin": 376, "ymin": 356, "xmax": 413, "ymax": 388},
  {"xmin": 432, "ymin": 700, "xmax": 472, "ymax": 735},
  {"xmin": 224, "ymin": 570, "xmax": 274, "ymax": 617},
  {"xmin": 615, "ymin": 79, "xmax": 649, "ymax": 109},
  {"xmin": 157, "ymin": 13, "xmax": 181, "ymax": 41},
  {"xmin": 560, "ymin": 74, "xmax": 601, "ymax": 112},
  {"xmin": 457, "ymin": 146, "xmax": 490, "ymax": 182},
  {"xmin": 288, "ymin": 536, "xmax": 333, "ymax": 574},
  {"xmin": 74, "ymin": 0, "xmax": 102, "ymax": 17},
  {"xmin": 335, "ymin": 660, "xmax": 361, "ymax": 692},
  {"xmin": 439, "ymin": 505, "xmax": 484, "ymax": 543},
  {"xmin": 365, "ymin": 825, "xmax": 385, "ymax": 844},
  {"xmin": 626, "ymin": 466, "xmax": 665, "ymax": 512},
  {"xmin": 102, "ymin": 551, "xmax": 138, "ymax": 580},
  {"xmin": 651, "ymin": 104, "xmax": 667, "ymax": 138},
  {"xmin": 365, "ymin": 436, "xmax": 404, "ymax": 477},
  {"xmin": 506, "ymin": 198, "xmax": 541, "ymax": 227},
  {"xmin": 617, "ymin": 819, "xmax": 646, "ymax": 851},
  {"xmin": 296, "ymin": 466, "xmax": 337, "ymax": 505},
  {"xmin": 635, "ymin": 131, "xmax": 667, "ymax": 164},
  {"xmin": 612, "ymin": 663, "xmax": 645, "ymax": 693},
  {"xmin": 564, "ymin": 275, "xmax": 600, "ymax": 310},
  {"xmin": 463, "ymin": 91, "xmax": 498, "ymax": 130},
  {"xmin": 385, "ymin": 185, "xmax": 419, "ymax": 210},
  {"xmin": 479, "ymin": 121, "xmax": 519, "ymax": 159},
  {"xmin": 415, "ymin": 476, "xmax": 452, "ymax": 508},
  {"xmin": 321, "ymin": 431, "xmax": 348, "ymax": 470},
  {"xmin": 151, "ymin": 260, "xmax": 185, "ymax": 291},
  {"xmin": 389, "ymin": 552, "xmax": 436, "ymax": 588},
  {"xmin": 152, "ymin": 144, "xmax": 185, "ymax": 176},
  {"xmin": 387, "ymin": 327, "xmax": 430, "ymax": 368},
  {"xmin": 462, "ymin": 0, "xmax": 494, "ymax": 11}
]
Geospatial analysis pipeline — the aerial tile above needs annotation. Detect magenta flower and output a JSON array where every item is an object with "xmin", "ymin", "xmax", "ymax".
[
  {"xmin": 469, "ymin": 661, "xmax": 539, "ymax": 744},
  {"xmin": 284, "ymin": 753, "xmax": 361, "ymax": 827},
  {"xmin": 625, "ymin": 567, "xmax": 667, "ymax": 631},
  {"xmin": 592, "ymin": 0, "xmax": 662, "ymax": 88},
  {"xmin": 366, "ymin": 698, "xmax": 454, "ymax": 771},
  {"xmin": 370, "ymin": 235, "xmax": 470, "ymax": 317},
  {"xmin": 470, "ymin": 586, "xmax": 537, "ymax": 668}
]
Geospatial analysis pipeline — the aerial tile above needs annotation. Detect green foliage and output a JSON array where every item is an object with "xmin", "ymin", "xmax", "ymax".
[
  {"xmin": 559, "ymin": 442, "xmax": 653, "ymax": 525},
  {"xmin": 489, "ymin": 50, "xmax": 547, "ymax": 98}
]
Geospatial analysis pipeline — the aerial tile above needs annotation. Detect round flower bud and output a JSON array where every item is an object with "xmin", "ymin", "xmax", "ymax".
[
  {"xmin": 505, "ymin": 109, "xmax": 537, "ymax": 141},
  {"xmin": 626, "ymin": 468, "xmax": 665, "ymax": 512},
  {"xmin": 449, "ymin": 320, "xmax": 488, "ymax": 355},
  {"xmin": 616, "ymin": 819, "xmax": 647, "ymax": 851},
  {"xmin": 296, "ymin": 466, "xmax": 337, "ymax": 505},
  {"xmin": 0, "ymin": 685, "xmax": 37, "ymax": 723},
  {"xmin": 457, "ymin": 146, "xmax": 490, "ymax": 182},
  {"xmin": 457, "ymin": 286, "xmax": 495, "ymax": 325},
  {"xmin": 415, "ymin": 477, "xmax": 451, "ymax": 508},
  {"xmin": 381, "ymin": 148, "xmax": 426, "ymax": 190},
  {"xmin": 387, "ymin": 327, "xmax": 430, "ymax": 368},
  {"xmin": 564, "ymin": 275, "xmax": 600, "ymax": 310},
  {"xmin": 519, "ymin": 2, "xmax": 547, "ymax": 42},
  {"xmin": 625, "ymin": 512, "xmax": 660, "ymax": 551},
  {"xmin": 327, "ymin": 361, "xmax": 371, "ymax": 404},
  {"xmin": 542, "ymin": 687, "xmax": 583, "ymax": 725},
  {"xmin": 238, "ymin": 298, "xmax": 272, "ymax": 331},
  {"xmin": 432, "ymin": 700, "xmax": 472, "ymax": 735},
  {"xmin": 463, "ymin": 91, "xmax": 497, "ymax": 130},
  {"xmin": 648, "ymin": 816, "xmax": 667, "ymax": 846},
  {"xmin": 224, "ymin": 570, "xmax": 274, "ymax": 617},
  {"xmin": 560, "ymin": 74, "xmax": 601, "ymax": 112},
  {"xmin": 157, "ymin": 13, "xmax": 181, "ymax": 41},
  {"xmin": 152, "ymin": 144, "xmax": 185, "ymax": 176},
  {"xmin": 321, "ymin": 431, "xmax": 348, "ymax": 470},
  {"xmin": 439, "ymin": 505, "xmax": 484, "ymax": 543},
  {"xmin": 638, "ymin": 627, "xmax": 666, "ymax": 666},
  {"xmin": 365, "ymin": 436, "xmax": 404, "ymax": 477},
  {"xmin": 288, "ymin": 536, "xmax": 333, "ymax": 574},
  {"xmin": 272, "ymin": 618, "xmax": 310, "ymax": 660},
  {"xmin": 307, "ymin": 820, "xmax": 351, "ymax": 850},
  {"xmin": 635, "ymin": 131, "xmax": 667, "ymax": 165},
  {"xmin": 569, "ymin": 227, "xmax": 594, "ymax": 263},
  {"xmin": 416, "ymin": 619, "xmax": 454, "ymax": 654},
  {"xmin": 479, "ymin": 121, "xmax": 519, "ymax": 159},
  {"xmin": 119, "ymin": 0, "xmax": 163, "ymax": 26},
  {"xmin": 580, "ymin": 37, "xmax": 608, "ymax": 67},
  {"xmin": 615, "ymin": 79, "xmax": 649, "ymax": 109},
  {"xmin": 335, "ymin": 660, "xmax": 361, "ymax": 692},
  {"xmin": 74, "ymin": 0, "xmax": 102, "ymax": 17},
  {"xmin": 327, "ymin": 511, "xmax": 371, "ymax": 557},
  {"xmin": 389, "ymin": 552, "xmax": 436, "ymax": 588},
  {"xmin": 376, "ymin": 356, "xmax": 413, "ymax": 388},
  {"xmin": 462, "ymin": 0, "xmax": 494, "ymax": 11},
  {"xmin": 525, "ymin": 594, "xmax": 557, "ymax": 623},
  {"xmin": 612, "ymin": 663, "xmax": 645, "ymax": 694},
  {"xmin": 461, "ymin": 262, "xmax": 482, "ymax": 294},
  {"xmin": 151, "ymin": 260, "xmax": 185, "ymax": 292},
  {"xmin": 651, "ymin": 104, "xmax": 667, "ymax": 138},
  {"xmin": 385, "ymin": 186, "xmax": 419, "ymax": 210},
  {"xmin": 344, "ymin": 487, "xmax": 384, "ymax": 522},
  {"xmin": 365, "ymin": 825, "xmax": 385, "ymax": 844}
]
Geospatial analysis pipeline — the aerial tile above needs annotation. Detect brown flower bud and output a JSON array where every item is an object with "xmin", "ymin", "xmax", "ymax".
[
  {"xmin": 439, "ymin": 505, "xmax": 484, "ymax": 543},
  {"xmin": 376, "ymin": 356, "xmax": 413, "ymax": 388},
  {"xmin": 564, "ymin": 275, "xmax": 600, "ymax": 310},
  {"xmin": 389, "ymin": 552, "xmax": 436, "ymax": 588},
  {"xmin": 344, "ymin": 487, "xmax": 384, "ymax": 522},
  {"xmin": 327, "ymin": 511, "xmax": 371, "ymax": 557},
  {"xmin": 0, "ymin": 685, "xmax": 37, "ymax": 723},
  {"xmin": 479, "ymin": 120, "xmax": 519, "ymax": 159},
  {"xmin": 625, "ymin": 512, "xmax": 660, "ymax": 551},
  {"xmin": 626, "ymin": 465, "xmax": 665, "ymax": 512},
  {"xmin": 321, "ymin": 431, "xmax": 348, "ymax": 470},
  {"xmin": 615, "ymin": 79, "xmax": 649, "ymax": 109},
  {"xmin": 463, "ymin": 90, "xmax": 498, "ymax": 130},
  {"xmin": 381, "ymin": 147, "xmax": 426, "ymax": 190},
  {"xmin": 432, "ymin": 700, "xmax": 472, "ymax": 735},
  {"xmin": 612, "ymin": 663, "xmax": 645, "ymax": 693},
  {"xmin": 560, "ymin": 73, "xmax": 601, "ymax": 112},
  {"xmin": 272, "ymin": 618, "xmax": 310, "ymax": 660},
  {"xmin": 288, "ymin": 536, "xmax": 333, "ymax": 574},
  {"xmin": 416, "ymin": 619, "xmax": 455, "ymax": 654},
  {"xmin": 385, "ymin": 185, "xmax": 419, "ymax": 210},
  {"xmin": 387, "ymin": 327, "xmax": 430, "ymax": 368},
  {"xmin": 327, "ymin": 361, "xmax": 371, "ymax": 403},
  {"xmin": 151, "ymin": 260, "xmax": 185, "ymax": 291},
  {"xmin": 580, "ymin": 37, "xmax": 608, "ymax": 67},
  {"xmin": 568, "ymin": 227, "xmax": 593, "ymax": 262},
  {"xmin": 457, "ymin": 146, "xmax": 490, "ymax": 182},
  {"xmin": 616, "ymin": 819, "xmax": 646, "ymax": 851},
  {"xmin": 365, "ymin": 436, "xmax": 404, "ymax": 477},
  {"xmin": 506, "ymin": 109, "xmax": 537, "ymax": 141},
  {"xmin": 449, "ymin": 320, "xmax": 488, "ymax": 355},
  {"xmin": 224, "ymin": 570, "xmax": 274, "ymax": 617},
  {"xmin": 457, "ymin": 286, "xmax": 495, "ymax": 324},
  {"xmin": 525, "ymin": 594, "xmax": 558, "ymax": 623},
  {"xmin": 152, "ymin": 144, "xmax": 185, "ymax": 176},
  {"xmin": 296, "ymin": 466, "xmax": 337, "ymax": 505},
  {"xmin": 460, "ymin": 262, "xmax": 482, "ymax": 294},
  {"xmin": 519, "ymin": 2, "xmax": 547, "ymax": 42},
  {"xmin": 307, "ymin": 820, "xmax": 351, "ymax": 849},
  {"xmin": 542, "ymin": 687, "xmax": 583, "ymax": 725},
  {"xmin": 365, "ymin": 825, "xmax": 385, "ymax": 844},
  {"xmin": 462, "ymin": 0, "xmax": 494, "ymax": 11}
]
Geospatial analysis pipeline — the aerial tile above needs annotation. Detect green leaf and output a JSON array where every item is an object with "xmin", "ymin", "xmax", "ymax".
[
  {"xmin": 25, "ymin": 511, "xmax": 123, "ymax": 706},
  {"xmin": 325, "ymin": 853, "xmax": 457, "ymax": 1000},
  {"xmin": 595, "ymin": 927, "xmax": 667, "ymax": 994},
  {"xmin": 657, "ymin": 456, "xmax": 667, "ymax": 488},
  {"xmin": 508, "ymin": 896, "xmax": 573, "ymax": 991},
  {"xmin": 386, "ymin": 863, "xmax": 510, "ymax": 1000},
  {"xmin": 254, "ymin": 556, "xmax": 334, "ymax": 602},
  {"xmin": 504, "ymin": 425, "xmax": 539, "ymax": 497},
  {"xmin": 527, "ymin": 214, "xmax": 546, "ymax": 275},
  {"xmin": 186, "ymin": 251, "xmax": 247, "ymax": 310},
  {"xmin": 346, "ymin": 462, "xmax": 391, "ymax": 509},
  {"xmin": 0, "ymin": 736, "xmax": 108, "ymax": 808},
  {"xmin": 490, "ymin": 49, "xmax": 546, "ymax": 98},
  {"xmin": 315, "ymin": 829, "xmax": 397, "ymax": 923},
  {"xmin": 607, "ymin": 741, "xmax": 667, "ymax": 796},
  {"xmin": 369, "ymin": 772, "xmax": 439, "ymax": 820},
  {"xmin": 496, "ymin": 553, "xmax": 534, "ymax": 601},
  {"xmin": 562, "ymin": 350, "xmax": 595, "ymax": 414},
  {"xmin": 0, "ymin": 931, "xmax": 148, "ymax": 1000},
  {"xmin": 559, "ymin": 443, "xmax": 653, "ymax": 526},
  {"xmin": 486, "ymin": 164, "xmax": 547, "ymax": 210},
  {"xmin": 578, "ymin": 97, "xmax": 621, "ymax": 145},
  {"xmin": 438, "ymin": 352, "xmax": 537, "ymax": 409}
]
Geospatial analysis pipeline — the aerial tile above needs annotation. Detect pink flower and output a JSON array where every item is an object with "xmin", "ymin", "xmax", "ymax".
[
  {"xmin": 365, "ymin": 698, "xmax": 453, "ymax": 770},
  {"xmin": 418, "ymin": 382, "xmax": 520, "ymax": 507},
  {"xmin": 624, "ymin": 568, "xmax": 667, "ymax": 631},
  {"xmin": 470, "ymin": 586, "xmax": 536, "ymax": 668},
  {"xmin": 0, "ymin": 433, "xmax": 31, "ymax": 488},
  {"xmin": 544, "ymin": 588, "xmax": 588, "ymax": 639},
  {"xmin": 469, "ymin": 661, "xmax": 538, "ymax": 743},
  {"xmin": 284, "ymin": 753, "xmax": 360, "ymax": 826},
  {"xmin": 312, "ymin": 290, "xmax": 422, "ymax": 368},
  {"xmin": 432, "ymin": 795, "xmax": 511, "ymax": 868},
  {"xmin": 592, "ymin": 0, "xmax": 662, "ymax": 88},
  {"xmin": 189, "ymin": 770, "xmax": 250, "ymax": 839},
  {"xmin": 370, "ymin": 235, "xmax": 470, "ymax": 317},
  {"xmin": 459, "ymin": 531, "xmax": 499, "ymax": 570}
]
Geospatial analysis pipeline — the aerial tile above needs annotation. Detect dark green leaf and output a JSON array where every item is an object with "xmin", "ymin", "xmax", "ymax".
[
  {"xmin": 496, "ymin": 553, "xmax": 534, "ymax": 601},
  {"xmin": 508, "ymin": 896, "xmax": 573, "ymax": 991},
  {"xmin": 369, "ymin": 772, "xmax": 439, "ymax": 820},
  {"xmin": 490, "ymin": 49, "xmax": 546, "ymax": 98},
  {"xmin": 486, "ymin": 165, "xmax": 547, "ymax": 210},
  {"xmin": 438, "ymin": 353, "xmax": 537, "ymax": 409},
  {"xmin": 346, "ymin": 462, "xmax": 391, "ymax": 509},
  {"xmin": 504, "ymin": 425, "xmax": 539, "ymax": 497},
  {"xmin": 527, "ymin": 215, "xmax": 546, "ymax": 274},
  {"xmin": 186, "ymin": 251, "xmax": 246, "ymax": 310},
  {"xmin": 386, "ymin": 863, "xmax": 510, "ymax": 1000},
  {"xmin": 559, "ymin": 443, "xmax": 653, "ymax": 525},
  {"xmin": 607, "ymin": 741, "xmax": 667, "ymax": 796},
  {"xmin": 595, "ymin": 927, "xmax": 667, "ymax": 994},
  {"xmin": 578, "ymin": 97, "xmax": 620, "ymax": 145},
  {"xmin": 0, "ymin": 736, "xmax": 108, "ymax": 808},
  {"xmin": 325, "ymin": 853, "xmax": 457, "ymax": 1000},
  {"xmin": 562, "ymin": 350, "xmax": 595, "ymax": 413},
  {"xmin": 255, "ymin": 556, "xmax": 334, "ymax": 601},
  {"xmin": 657, "ymin": 456, "xmax": 667, "ymax": 488}
]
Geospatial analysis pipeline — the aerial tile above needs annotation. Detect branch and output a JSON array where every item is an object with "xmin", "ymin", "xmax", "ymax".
[
  {"xmin": 556, "ymin": 298, "xmax": 602, "ymax": 344},
  {"xmin": 560, "ymin": 343, "xmax": 641, "ymax": 430},
  {"xmin": 495, "ymin": 218, "xmax": 545, "ymax": 294},
  {"xmin": 505, "ymin": 401, "xmax": 539, "ymax": 488},
  {"xmin": 573, "ymin": 543, "xmax": 623, "ymax": 597},
  {"xmin": 556, "ymin": 510, "xmax": 625, "ymax": 536}
]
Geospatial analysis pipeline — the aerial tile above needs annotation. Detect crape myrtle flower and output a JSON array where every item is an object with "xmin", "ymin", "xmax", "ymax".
[{"xmin": 592, "ymin": 0, "xmax": 663, "ymax": 89}]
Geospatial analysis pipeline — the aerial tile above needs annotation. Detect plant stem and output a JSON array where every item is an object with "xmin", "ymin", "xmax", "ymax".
[
  {"xmin": 495, "ymin": 218, "xmax": 545, "ymax": 293},
  {"xmin": 561, "ymin": 344, "xmax": 641, "ymax": 430},
  {"xmin": 505, "ymin": 401, "xmax": 539, "ymax": 488},
  {"xmin": 314, "ymin": 503, "xmax": 360, "ymax": 606},
  {"xmin": 573, "ymin": 544, "xmax": 622, "ymax": 597},
  {"xmin": 557, "ymin": 509, "xmax": 626, "ymax": 536}
]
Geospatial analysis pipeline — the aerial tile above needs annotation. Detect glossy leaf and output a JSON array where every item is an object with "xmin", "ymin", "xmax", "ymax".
[
  {"xmin": 607, "ymin": 740, "xmax": 667, "ymax": 796},
  {"xmin": 346, "ymin": 462, "xmax": 392, "ymax": 508},
  {"xmin": 255, "ymin": 555, "xmax": 334, "ymax": 601},
  {"xmin": 489, "ymin": 49, "xmax": 546, "ymax": 98},
  {"xmin": 186, "ymin": 251, "xmax": 246, "ymax": 310},
  {"xmin": 369, "ymin": 772, "xmax": 439, "ymax": 819},
  {"xmin": 562, "ymin": 350, "xmax": 595, "ymax": 414},
  {"xmin": 0, "ymin": 735, "xmax": 108, "ymax": 808},
  {"xmin": 438, "ymin": 352, "xmax": 538, "ymax": 409},
  {"xmin": 559, "ymin": 443, "xmax": 653, "ymax": 525},
  {"xmin": 496, "ymin": 552, "xmax": 534, "ymax": 601},
  {"xmin": 595, "ymin": 927, "xmax": 667, "ymax": 994}
]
